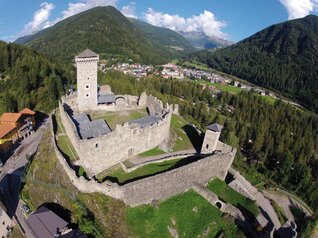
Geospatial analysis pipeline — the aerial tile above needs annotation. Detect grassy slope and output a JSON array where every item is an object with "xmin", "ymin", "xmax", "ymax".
[
  {"xmin": 97, "ymin": 157, "xmax": 186, "ymax": 184},
  {"xmin": 207, "ymin": 178, "xmax": 259, "ymax": 216},
  {"xmin": 21, "ymin": 127, "xmax": 129, "ymax": 237},
  {"xmin": 127, "ymin": 190, "xmax": 242, "ymax": 238},
  {"xmin": 138, "ymin": 147, "xmax": 166, "ymax": 157},
  {"xmin": 171, "ymin": 114, "xmax": 201, "ymax": 151},
  {"xmin": 91, "ymin": 109, "xmax": 148, "ymax": 130},
  {"xmin": 54, "ymin": 112, "xmax": 79, "ymax": 161}
]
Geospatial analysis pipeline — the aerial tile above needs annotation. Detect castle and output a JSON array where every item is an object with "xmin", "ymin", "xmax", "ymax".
[
  {"xmin": 60, "ymin": 49, "xmax": 231, "ymax": 179},
  {"xmin": 60, "ymin": 49, "xmax": 173, "ymax": 176}
]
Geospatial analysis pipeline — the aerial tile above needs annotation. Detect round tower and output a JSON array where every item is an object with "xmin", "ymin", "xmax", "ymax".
[{"xmin": 75, "ymin": 49, "xmax": 99, "ymax": 111}]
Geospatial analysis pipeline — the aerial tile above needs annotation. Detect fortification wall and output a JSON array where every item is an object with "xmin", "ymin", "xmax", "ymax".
[
  {"xmin": 52, "ymin": 114, "xmax": 236, "ymax": 206},
  {"xmin": 60, "ymin": 95, "xmax": 172, "ymax": 176},
  {"xmin": 122, "ymin": 148, "xmax": 236, "ymax": 206}
]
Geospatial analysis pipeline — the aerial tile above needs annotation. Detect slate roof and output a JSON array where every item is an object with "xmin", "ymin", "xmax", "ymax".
[
  {"xmin": 77, "ymin": 49, "xmax": 98, "ymax": 58},
  {"xmin": 72, "ymin": 113, "xmax": 111, "ymax": 139},
  {"xmin": 98, "ymin": 93, "xmax": 116, "ymax": 104},
  {"xmin": 26, "ymin": 206, "xmax": 68, "ymax": 238},
  {"xmin": 207, "ymin": 123, "xmax": 223, "ymax": 132},
  {"xmin": 129, "ymin": 116, "xmax": 161, "ymax": 128}
]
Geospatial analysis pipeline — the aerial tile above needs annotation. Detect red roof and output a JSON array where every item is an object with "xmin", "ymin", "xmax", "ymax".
[
  {"xmin": 0, "ymin": 123, "xmax": 17, "ymax": 138},
  {"xmin": 20, "ymin": 108, "xmax": 36, "ymax": 115},
  {"xmin": 0, "ymin": 113, "xmax": 22, "ymax": 123}
]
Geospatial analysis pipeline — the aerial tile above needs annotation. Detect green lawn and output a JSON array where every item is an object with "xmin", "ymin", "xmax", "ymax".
[
  {"xmin": 207, "ymin": 178, "xmax": 259, "ymax": 216},
  {"xmin": 127, "ymin": 190, "xmax": 243, "ymax": 238},
  {"xmin": 254, "ymin": 93, "xmax": 276, "ymax": 105},
  {"xmin": 53, "ymin": 112, "xmax": 78, "ymax": 161},
  {"xmin": 97, "ymin": 157, "xmax": 199, "ymax": 184},
  {"xmin": 171, "ymin": 114, "xmax": 202, "ymax": 152},
  {"xmin": 91, "ymin": 109, "xmax": 148, "ymax": 130},
  {"xmin": 138, "ymin": 146, "xmax": 166, "ymax": 157},
  {"xmin": 199, "ymin": 81, "xmax": 242, "ymax": 94},
  {"xmin": 270, "ymin": 199, "xmax": 287, "ymax": 225}
]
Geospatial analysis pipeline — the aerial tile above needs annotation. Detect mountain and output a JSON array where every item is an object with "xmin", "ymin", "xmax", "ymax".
[
  {"xmin": 0, "ymin": 41, "xmax": 72, "ymax": 114},
  {"xmin": 187, "ymin": 15, "xmax": 318, "ymax": 112},
  {"xmin": 129, "ymin": 18, "xmax": 195, "ymax": 53},
  {"xmin": 15, "ymin": 6, "xmax": 194, "ymax": 64},
  {"xmin": 181, "ymin": 31, "xmax": 234, "ymax": 49}
]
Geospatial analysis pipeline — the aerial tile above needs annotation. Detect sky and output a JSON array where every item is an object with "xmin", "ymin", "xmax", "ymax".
[{"xmin": 0, "ymin": 0, "xmax": 317, "ymax": 42}]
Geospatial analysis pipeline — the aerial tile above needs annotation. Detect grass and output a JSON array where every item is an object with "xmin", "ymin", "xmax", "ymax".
[
  {"xmin": 207, "ymin": 178, "xmax": 259, "ymax": 217},
  {"xmin": 97, "ymin": 157, "xmax": 191, "ymax": 184},
  {"xmin": 199, "ymin": 80, "xmax": 242, "ymax": 94},
  {"xmin": 20, "ymin": 127, "xmax": 130, "ymax": 237},
  {"xmin": 10, "ymin": 226, "xmax": 24, "ymax": 238},
  {"xmin": 91, "ymin": 109, "xmax": 148, "ymax": 130},
  {"xmin": 270, "ymin": 199, "xmax": 287, "ymax": 225},
  {"xmin": 127, "ymin": 190, "xmax": 243, "ymax": 238},
  {"xmin": 53, "ymin": 112, "xmax": 79, "ymax": 161},
  {"xmin": 255, "ymin": 93, "xmax": 276, "ymax": 105},
  {"xmin": 171, "ymin": 114, "xmax": 202, "ymax": 152},
  {"xmin": 138, "ymin": 146, "xmax": 166, "ymax": 157},
  {"xmin": 56, "ymin": 135, "xmax": 78, "ymax": 161}
]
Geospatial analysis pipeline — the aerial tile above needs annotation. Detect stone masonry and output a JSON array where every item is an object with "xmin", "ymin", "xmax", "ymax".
[{"xmin": 60, "ymin": 94, "xmax": 172, "ymax": 177}]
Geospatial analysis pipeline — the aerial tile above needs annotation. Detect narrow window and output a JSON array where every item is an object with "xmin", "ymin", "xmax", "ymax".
[
  {"xmin": 85, "ymin": 84, "xmax": 90, "ymax": 89},
  {"xmin": 85, "ymin": 93, "xmax": 90, "ymax": 98}
]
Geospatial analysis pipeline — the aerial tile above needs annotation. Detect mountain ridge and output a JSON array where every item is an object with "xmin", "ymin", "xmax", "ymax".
[
  {"xmin": 187, "ymin": 14, "xmax": 318, "ymax": 112},
  {"xmin": 15, "ymin": 6, "xmax": 194, "ymax": 64}
]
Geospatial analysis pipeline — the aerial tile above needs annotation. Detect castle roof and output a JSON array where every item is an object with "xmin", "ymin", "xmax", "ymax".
[
  {"xmin": 72, "ymin": 113, "xmax": 111, "ymax": 139},
  {"xmin": 0, "ymin": 123, "xmax": 17, "ymax": 139},
  {"xmin": 98, "ymin": 93, "xmax": 116, "ymax": 104},
  {"xmin": 129, "ymin": 116, "xmax": 161, "ymax": 128},
  {"xmin": 0, "ymin": 113, "xmax": 22, "ymax": 123},
  {"xmin": 207, "ymin": 123, "xmax": 223, "ymax": 132},
  {"xmin": 77, "ymin": 49, "xmax": 98, "ymax": 58}
]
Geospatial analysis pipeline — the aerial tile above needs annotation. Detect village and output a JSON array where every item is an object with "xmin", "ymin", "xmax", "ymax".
[{"xmin": 103, "ymin": 61, "xmax": 278, "ymax": 100}]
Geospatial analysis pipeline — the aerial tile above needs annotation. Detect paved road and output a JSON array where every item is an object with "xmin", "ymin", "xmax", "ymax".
[{"xmin": 0, "ymin": 117, "xmax": 49, "ymax": 237}]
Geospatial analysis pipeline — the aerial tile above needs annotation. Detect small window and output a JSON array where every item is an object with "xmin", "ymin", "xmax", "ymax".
[
  {"xmin": 95, "ymin": 143, "xmax": 99, "ymax": 148},
  {"xmin": 87, "ymin": 77, "xmax": 90, "ymax": 80},
  {"xmin": 85, "ymin": 84, "xmax": 90, "ymax": 89},
  {"xmin": 206, "ymin": 144, "xmax": 209, "ymax": 149},
  {"xmin": 85, "ymin": 93, "xmax": 90, "ymax": 98}
]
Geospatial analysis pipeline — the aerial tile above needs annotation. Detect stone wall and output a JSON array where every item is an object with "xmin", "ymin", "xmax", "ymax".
[
  {"xmin": 52, "ymin": 115, "xmax": 236, "ymax": 206},
  {"xmin": 122, "ymin": 148, "xmax": 236, "ymax": 206},
  {"xmin": 60, "ymin": 95, "xmax": 172, "ymax": 176}
]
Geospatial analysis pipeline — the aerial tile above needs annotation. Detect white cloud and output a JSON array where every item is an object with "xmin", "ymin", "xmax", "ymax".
[
  {"xmin": 121, "ymin": 2, "xmax": 137, "ymax": 18},
  {"xmin": 143, "ymin": 8, "xmax": 227, "ymax": 38},
  {"xmin": 20, "ymin": 2, "xmax": 55, "ymax": 36},
  {"xmin": 279, "ymin": 0, "xmax": 318, "ymax": 19},
  {"xmin": 62, "ymin": 0, "xmax": 118, "ymax": 19}
]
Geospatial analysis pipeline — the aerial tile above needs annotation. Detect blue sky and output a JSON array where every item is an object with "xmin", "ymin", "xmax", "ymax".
[{"xmin": 0, "ymin": 0, "xmax": 317, "ymax": 42}]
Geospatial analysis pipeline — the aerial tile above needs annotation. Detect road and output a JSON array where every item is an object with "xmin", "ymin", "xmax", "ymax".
[{"xmin": 0, "ymin": 117, "xmax": 49, "ymax": 237}]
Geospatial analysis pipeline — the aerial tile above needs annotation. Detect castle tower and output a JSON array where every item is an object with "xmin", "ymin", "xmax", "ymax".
[
  {"xmin": 201, "ymin": 123, "xmax": 223, "ymax": 154},
  {"xmin": 76, "ymin": 49, "xmax": 99, "ymax": 111}
]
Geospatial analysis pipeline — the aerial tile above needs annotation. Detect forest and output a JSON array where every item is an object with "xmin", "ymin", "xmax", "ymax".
[
  {"xmin": 100, "ymin": 70, "xmax": 318, "ymax": 236},
  {"xmin": 186, "ymin": 15, "xmax": 318, "ymax": 113},
  {"xmin": 0, "ymin": 41, "xmax": 74, "ymax": 114}
]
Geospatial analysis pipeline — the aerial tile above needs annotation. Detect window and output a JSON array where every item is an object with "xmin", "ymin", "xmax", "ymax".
[
  {"xmin": 206, "ymin": 144, "xmax": 209, "ymax": 149},
  {"xmin": 95, "ymin": 143, "xmax": 99, "ymax": 148},
  {"xmin": 87, "ymin": 77, "xmax": 90, "ymax": 80},
  {"xmin": 85, "ymin": 93, "xmax": 90, "ymax": 98},
  {"xmin": 85, "ymin": 84, "xmax": 90, "ymax": 89}
]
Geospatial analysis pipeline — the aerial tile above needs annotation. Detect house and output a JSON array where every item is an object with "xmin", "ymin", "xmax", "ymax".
[
  {"xmin": 0, "ymin": 124, "xmax": 19, "ymax": 154},
  {"xmin": 0, "ymin": 201, "xmax": 13, "ymax": 238},
  {"xmin": 26, "ymin": 206, "xmax": 87, "ymax": 238},
  {"xmin": 20, "ymin": 108, "xmax": 36, "ymax": 127}
]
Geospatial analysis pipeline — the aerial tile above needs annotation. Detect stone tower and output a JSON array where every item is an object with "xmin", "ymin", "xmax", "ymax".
[
  {"xmin": 201, "ymin": 123, "xmax": 223, "ymax": 154},
  {"xmin": 76, "ymin": 49, "xmax": 99, "ymax": 111}
]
